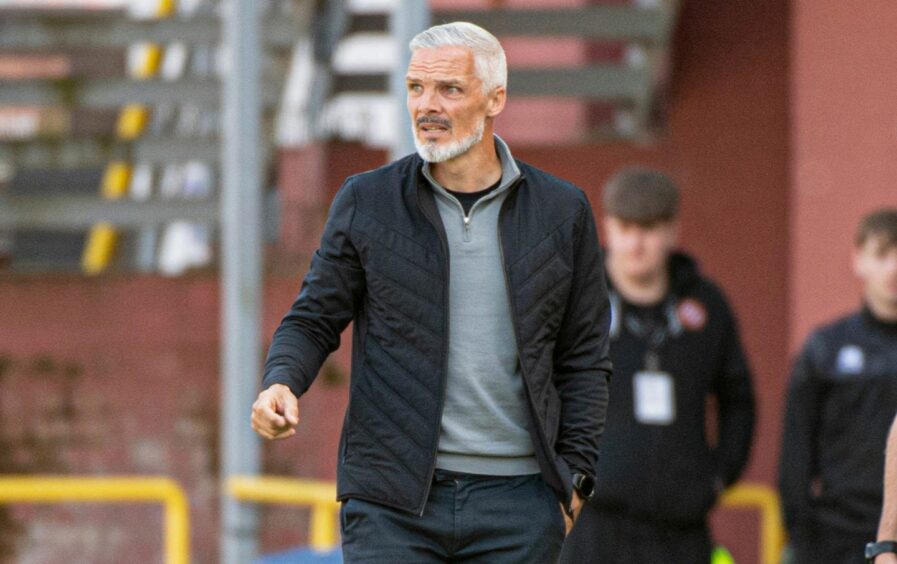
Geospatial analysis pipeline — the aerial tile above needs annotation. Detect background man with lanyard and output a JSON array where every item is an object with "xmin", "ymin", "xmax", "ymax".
[{"xmin": 561, "ymin": 167, "xmax": 756, "ymax": 564}]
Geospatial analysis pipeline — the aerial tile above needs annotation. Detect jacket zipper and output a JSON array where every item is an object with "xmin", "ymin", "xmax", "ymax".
[
  {"xmin": 496, "ymin": 177, "xmax": 570, "ymax": 505},
  {"xmin": 416, "ymin": 182, "xmax": 452, "ymax": 516}
]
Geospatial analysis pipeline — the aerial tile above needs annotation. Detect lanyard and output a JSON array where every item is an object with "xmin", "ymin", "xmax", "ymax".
[{"xmin": 609, "ymin": 290, "xmax": 683, "ymax": 371}]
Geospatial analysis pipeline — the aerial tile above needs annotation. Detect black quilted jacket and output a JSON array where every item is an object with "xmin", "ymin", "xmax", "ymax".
[{"xmin": 263, "ymin": 153, "xmax": 612, "ymax": 515}]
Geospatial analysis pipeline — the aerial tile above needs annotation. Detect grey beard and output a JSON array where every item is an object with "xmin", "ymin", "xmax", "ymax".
[{"xmin": 413, "ymin": 119, "xmax": 485, "ymax": 163}]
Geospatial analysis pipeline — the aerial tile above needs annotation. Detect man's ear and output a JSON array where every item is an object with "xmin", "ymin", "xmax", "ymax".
[{"xmin": 486, "ymin": 86, "xmax": 506, "ymax": 118}]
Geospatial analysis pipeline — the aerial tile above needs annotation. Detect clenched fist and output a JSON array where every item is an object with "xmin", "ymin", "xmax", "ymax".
[{"xmin": 251, "ymin": 384, "xmax": 300, "ymax": 440}]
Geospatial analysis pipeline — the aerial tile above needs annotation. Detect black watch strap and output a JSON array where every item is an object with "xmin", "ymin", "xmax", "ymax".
[
  {"xmin": 866, "ymin": 541, "xmax": 897, "ymax": 563},
  {"xmin": 571, "ymin": 473, "xmax": 595, "ymax": 502}
]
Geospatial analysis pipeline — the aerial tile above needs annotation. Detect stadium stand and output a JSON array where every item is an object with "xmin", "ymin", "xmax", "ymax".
[{"xmin": 0, "ymin": 0, "xmax": 678, "ymax": 274}]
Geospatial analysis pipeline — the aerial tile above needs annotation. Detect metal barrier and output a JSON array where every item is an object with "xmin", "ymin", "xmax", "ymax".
[
  {"xmin": 226, "ymin": 475, "xmax": 340, "ymax": 551},
  {"xmin": 720, "ymin": 482, "xmax": 786, "ymax": 564},
  {"xmin": 0, "ymin": 475, "xmax": 190, "ymax": 564}
]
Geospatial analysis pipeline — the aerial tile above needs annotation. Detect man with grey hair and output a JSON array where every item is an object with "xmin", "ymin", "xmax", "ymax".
[{"xmin": 251, "ymin": 21, "xmax": 611, "ymax": 563}]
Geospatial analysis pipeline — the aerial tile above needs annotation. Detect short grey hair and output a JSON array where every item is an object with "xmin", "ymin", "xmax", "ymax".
[{"xmin": 409, "ymin": 22, "xmax": 507, "ymax": 94}]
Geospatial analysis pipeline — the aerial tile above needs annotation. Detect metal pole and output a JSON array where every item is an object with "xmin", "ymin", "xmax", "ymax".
[
  {"xmin": 389, "ymin": 0, "xmax": 430, "ymax": 161},
  {"xmin": 220, "ymin": 0, "xmax": 262, "ymax": 562}
]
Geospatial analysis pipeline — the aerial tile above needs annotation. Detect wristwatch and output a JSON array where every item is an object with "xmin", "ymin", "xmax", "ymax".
[
  {"xmin": 866, "ymin": 541, "xmax": 897, "ymax": 563},
  {"xmin": 571, "ymin": 473, "xmax": 595, "ymax": 502},
  {"xmin": 564, "ymin": 473, "xmax": 595, "ymax": 519}
]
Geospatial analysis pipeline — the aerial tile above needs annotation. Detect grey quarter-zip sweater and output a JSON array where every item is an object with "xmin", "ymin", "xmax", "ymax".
[{"xmin": 422, "ymin": 136, "xmax": 540, "ymax": 476}]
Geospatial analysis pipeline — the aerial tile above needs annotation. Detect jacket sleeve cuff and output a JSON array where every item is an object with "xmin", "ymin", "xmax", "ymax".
[{"xmin": 262, "ymin": 369, "xmax": 303, "ymax": 400}]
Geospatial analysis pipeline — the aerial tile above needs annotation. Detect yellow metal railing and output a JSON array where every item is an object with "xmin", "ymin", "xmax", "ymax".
[
  {"xmin": 720, "ymin": 482, "xmax": 786, "ymax": 564},
  {"xmin": 0, "ymin": 476, "xmax": 190, "ymax": 564},
  {"xmin": 226, "ymin": 475, "xmax": 340, "ymax": 551},
  {"xmin": 225, "ymin": 476, "xmax": 786, "ymax": 561}
]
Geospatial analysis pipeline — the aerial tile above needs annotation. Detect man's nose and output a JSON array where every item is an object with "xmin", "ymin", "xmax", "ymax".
[
  {"xmin": 624, "ymin": 231, "xmax": 645, "ymax": 249},
  {"xmin": 417, "ymin": 87, "xmax": 441, "ymax": 114}
]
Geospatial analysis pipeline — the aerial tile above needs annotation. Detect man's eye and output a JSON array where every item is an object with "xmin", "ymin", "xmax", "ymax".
[
  {"xmin": 408, "ymin": 84, "xmax": 422, "ymax": 93},
  {"xmin": 446, "ymin": 86, "xmax": 460, "ymax": 94}
]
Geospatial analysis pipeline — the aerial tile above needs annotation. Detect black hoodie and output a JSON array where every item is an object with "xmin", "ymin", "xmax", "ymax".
[{"xmin": 591, "ymin": 252, "xmax": 756, "ymax": 526}]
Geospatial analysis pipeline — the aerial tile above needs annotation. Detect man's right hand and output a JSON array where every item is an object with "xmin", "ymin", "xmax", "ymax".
[
  {"xmin": 875, "ymin": 554, "xmax": 897, "ymax": 564},
  {"xmin": 251, "ymin": 384, "xmax": 300, "ymax": 440}
]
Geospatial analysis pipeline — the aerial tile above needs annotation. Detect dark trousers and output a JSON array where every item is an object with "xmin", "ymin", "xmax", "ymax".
[
  {"xmin": 790, "ymin": 521, "xmax": 871, "ymax": 564},
  {"xmin": 559, "ymin": 503, "xmax": 711, "ymax": 564},
  {"xmin": 340, "ymin": 470, "xmax": 565, "ymax": 563}
]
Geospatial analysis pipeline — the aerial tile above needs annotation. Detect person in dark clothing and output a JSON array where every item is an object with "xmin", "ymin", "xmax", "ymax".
[
  {"xmin": 779, "ymin": 208, "xmax": 897, "ymax": 564},
  {"xmin": 870, "ymin": 413, "xmax": 897, "ymax": 564},
  {"xmin": 561, "ymin": 167, "xmax": 756, "ymax": 564},
  {"xmin": 251, "ymin": 22, "xmax": 612, "ymax": 563}
]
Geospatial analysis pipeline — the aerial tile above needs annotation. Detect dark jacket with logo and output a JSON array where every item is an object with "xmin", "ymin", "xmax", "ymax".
[
  {"xmin": 591, "ymin": 253, "xmax": 755, "ymax": 526},
  {"xmin": 262, "ymin": 153, "xmax": 612, "ymax": 515},
  {"xmin": 779, "ymin": 308, "xmax": 897, "ymax": 536}
]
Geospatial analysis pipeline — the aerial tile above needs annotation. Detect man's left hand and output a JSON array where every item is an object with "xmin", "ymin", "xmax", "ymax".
[{"xmin": 561, "ymin": 491, "xmax": 583, "ymax": 535}]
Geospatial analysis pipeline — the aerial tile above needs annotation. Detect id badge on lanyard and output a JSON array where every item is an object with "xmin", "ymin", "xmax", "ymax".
[{"xmin": 633, "ymin": 350, "xmax": 676, "ymax": 425}]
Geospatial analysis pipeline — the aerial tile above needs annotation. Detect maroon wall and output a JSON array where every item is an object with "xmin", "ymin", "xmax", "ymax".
[
  {"xmin": 790, "ymin": 0, "xmax": 897, "ymax": 350},
  {"xmin": 0, "ymin": 274, "xmax": 349, "ymax": 562}
]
